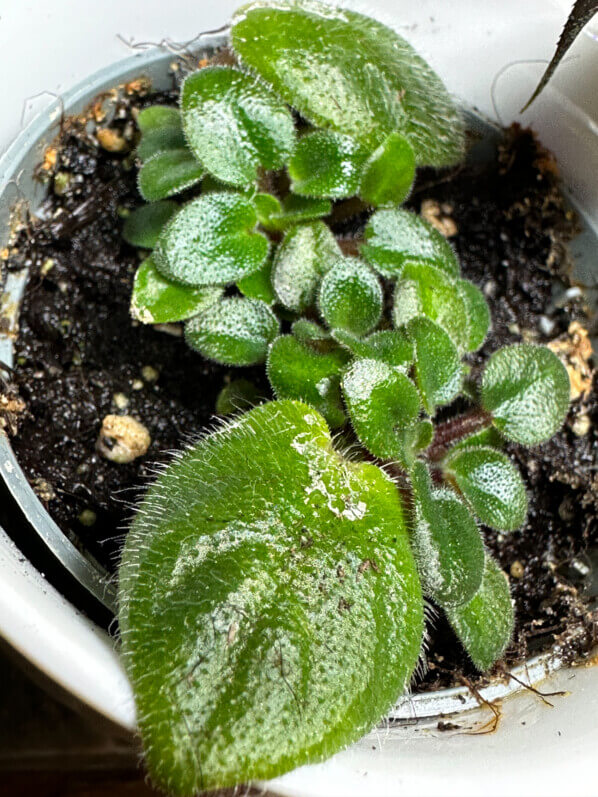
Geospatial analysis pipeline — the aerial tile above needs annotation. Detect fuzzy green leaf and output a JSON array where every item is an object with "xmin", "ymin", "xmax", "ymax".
[
  {"xmin": 457, "ymin": 279, "xmax": 490, "ymax": 352},
  {"xmin": 130, "ymin": 256, "xmax": 223, "ymax": 325},
  {"xmin": 342, "ymin": 358, "xmax": 421, "ymax": 464},
  {"xmin": 271, "ymin": 195, "xmax": 333, "ymax": 230},
  {"xmin": 446, "ymin": 555, "xmax": 514, "ymax": 671},
  {"xmin": 407, "ymin": 317, "xmax": 462, "ymax": 414},
  {"xmin": 334, "ymin": 329, "xmax": 414, "ymax": 372},
  {"xmin": 154, "ymin": 192, "xmax": 269, "ymax": 287},
  {"xmin": 215, "ymin": 379, "xmax": 263, "ymax": 415},
  {"xmin": 410, "ymin": 461, "xmax": 485, "ymax": 608},
  {"xmin": 319, "ymin": 258, "xmax": 382, "ymax": 337},
  {"xmin": 449, "ymin": 426, "xmax": 504, "ymax": 452},
  {"xmin": 359, "ymin": 132, "xmax": 415, "ymax": 207},
  {"xmin": 237, "ymin": 258, "xmax": 276, "ymax": 304},
  {"xmin": 118, "ymin": 400, "xmax": 423, "ymax": 794},
  {"xmin": 182, "ymin": 66, "xmax": 295, "ymax": 186},
  {"xmin": 393, "ymin": 262, "xmax": 469, "ymax": 353},
  {"xmin": 136, "ymin": 105, "xmax": 186, "ymax": 161},
  {"xmin": 231, "ymin": 0, "xmax": 464, "ymax": 165},
  {"xmin": 291, "ymin": 319, "xmax": 331, "ymax": 345},
  {"xmin": 481, "ymin": 344, "xmax": 570, "ymax": 446},
  {"xmin": 267, "ymin": 335, "xmax": 348, "ymax": 427},
  {"xmin": 288, "ymin": 130, "xmax": 368, "ymax": 199},
  {"xmin": 122, "ymin": 201, "xmax": 178, "ymax": 249},
  {"xmin": 185, "ymin": 296, "xmax": 279, "ymax": 366},
  {"xmin": 138, "ymin": 149, "xmax": 204, "ymax": 202},
  {"xmin": 361, "ymin": 208, "xmax": 459, "ymax": 278},
  {"xmin": 444, "ymin": 446, "xmax": 527, "ymax": 531},
  {"xmin": 272, "ymin": 221, "xmax": 341, "ymax": 312}
]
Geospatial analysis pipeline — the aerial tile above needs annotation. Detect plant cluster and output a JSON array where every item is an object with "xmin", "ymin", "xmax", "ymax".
[{"xmin": 117, "ymin": 2, "xmax": 571, "ymax": 794}]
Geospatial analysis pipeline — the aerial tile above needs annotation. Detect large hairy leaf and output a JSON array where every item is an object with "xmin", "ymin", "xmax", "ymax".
[
  {"xmin": 119, "ymin": 400, "xmax": 423, "ymax": 794},
  {"xmin": 231, "ymin": 0, "xmax": 465, "ymax": 165}
]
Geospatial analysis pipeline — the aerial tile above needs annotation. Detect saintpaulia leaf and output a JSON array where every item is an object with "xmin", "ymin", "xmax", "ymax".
[
  {"xmin": 267, "ymin": 335, "xmax": 348, "ymax": 427},
  {"xmin": 237, "ymin": 258, "xmax": 276, "ymax": 305},
  {"xmin": 154, "ymin": 192, "xmax": 269, "ymax": 286},
  {"xmin": 393, "ymin": 262, "xmax": 470, "ymax": 353},
  {"xmin": 334, "ymin": 329, "xmax": 414, "ymax": 372},
  {"xmin": 291, "ymin": 319, "xmax": 331, "ymax": 345},
  {"xmin": 481, "ymin": 344, "xmax": 570, "ymax": 446},
  {"xmin": 443, "ymin": 446, "xmax": 528, "ymax": 532},
  {"xmin": 118, "ymin": 400, "xmax": 423, "ymax": 794},
  {"xmin": 138, "ymin": 149, "xmax": 204, "ymax": 202},
  {"xmin": 449, "ymin": 426, "xmax": 504, "ymax": 453},
  {"xmin": 359, "ymin": 132, "xmax": 416, "ymax": 207},
  {"xmin": 272, "ymin": 221, "xmax": 341, "ymax": 312},
  {"xmin": 265, "ymin": 194, "xmax": 333, "ymax": 231},
  {"xmin": 407, "ymin": 317, "xmax": 462, "ymax": 415},
  {"xmin": 319, "ymin": 258, "xmax": 383, "ymax": 337},
  {"xmin": 457, "ymin": 279, "xmax": 491, "ymax": 352},
  {"xmin": 215, "ymin": 379, "xmax": 263, "ymax": 415},
  {"xmin": 288, "ymin": 130, "xmax": 368, "ymax": 199},
  {"xmin": 342, "ymin": 358, "xmax": 421, "ymax": 465},
  {"xmin": 361, "ymin": 208, "xmax": 459, "ymax": 278},
  {"xmin": 131, "ymin": 256, "xmax": 223, "ymax": 325},
  {"xmin": 185, "ymin": 297, "xmax": 279, "ymax": 366},
  {"xmin": 181, "ymin": 66, "xmax": 296, "ymax": 187},
  {"xmin": 446, "ymin": 555, "xmax": 514, "ymax": 671},
  {"xmin": 136, "ymin": 105, "xmax": 186, "ymax": 161},
  {"xmin": 410, "ymin": 461, "xmax": 485, "ymax": 608},
  {"xmin": 231, "ymin": 0, "xmax": 464, "ymax": 166},
  {"xmin": 122, "ymin": 200, "xmax": 178, "ymax": 249}
]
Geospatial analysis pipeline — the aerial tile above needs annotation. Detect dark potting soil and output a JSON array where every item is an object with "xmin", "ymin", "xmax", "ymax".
[{"xmin": 1, "ymin": 74, "xmax": 597, "ymax": 692}]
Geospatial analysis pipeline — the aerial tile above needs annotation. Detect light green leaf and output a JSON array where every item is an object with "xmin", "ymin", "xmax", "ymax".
[
  {"xmin": 231, "ymin": 0, "xmax": 464, "ymax": 165},
  {"xmin": 319, "ymin": 258, "xmax": 382, "ymax": 337},
  {"xmin": 130, "ymin": 256, "xmax": 223, "ymax": 325},
  {"xmin": 457, "ymin": 279, "xmax": 490, "ymax": 352},
  {"xmin": 410, "ymin": 461, "xmax": 485, "ymax": 608},
  {"xmin": 215, "ymin": 379, "xmax": 263, "ymax": 415},
  {"xmin": 361, "ymin": 208, "xmax": 459, "ymax": 278},
  {"xmin": 393, "ymin": 262, "xmax": 469, "ymax": 353},
  {"xmin": 481, "ymin": 344, "xmax": 570, "ymax": 446},
  {"xmin": 182, "ymin": 66, "xmax": 295, "ymax": 186},
  {"xmin": 237, "ymin": 258, "xmax": 276, "ymax": 304},
  {"xmin": 291, "ymin": 319, "xmax": 331, "ymax": 345},
  {"xmin": 154, "ymin": 192, "xmax": 269, "ymax": 286},
  {"xmin": 289, "ymin": 130, "xmax": 368, "ymax": 198},
  {"xmin": 443, "ymin": 446, "xmax": 528, "ymax": 531},
  {"xmin": 272, "ymin": 221, "xmax": 341, "ymax": 312},
  {"xmin": 118, "ymin": 400, "xmax": 423, "ymax": 794},
  {"xmin": 334, "ymin": 329, "xmax": 413, "ymax": 372},
  {"xmin": 407, "ymin": 317, "xmax": 462, "ymax": 414},
  {"xmin": 185, "ymin": 296, "xmax": 279, "ymax": 366},
  {"xmin": 449, "ymin": 426, "xmax": 504, "ymax": 452},
  {"xmin": 446, "ymin": 555, "xmax": 514, "ymax": 671},
  {"xmin": 122, "ymin": 201, "xmax": 178, "ymax": 249},
  {"xmin": 138, "ymin": 148, "xmax": 204, "ymax": 202},
  {"xmin": 342, "ymin": 358, "xmax": 421, "ymax": 464},
  {"xmin": 267, "ymin": 335, "xmax": 348, "ymax": 427},
  {"xmin": 136, "ymin": 105, "xmax": 186, "ymax": 161},
  {"xmin": 269, "ymin": 194, "xmax": 333, "ymax": 231},
  {"xmin": 359, "ymin": 132, "xmax": 415, "ymax": 207}
]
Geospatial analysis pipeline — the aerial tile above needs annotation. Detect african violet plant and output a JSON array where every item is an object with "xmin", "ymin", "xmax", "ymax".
[{"xmin": 117, "ymin": 1, "xmax": 571, "ymax": 794}]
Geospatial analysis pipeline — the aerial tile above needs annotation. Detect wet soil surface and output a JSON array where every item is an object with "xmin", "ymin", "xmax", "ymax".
[{"xmin": 1, "ymin": 76, "xmax": 597, "ymax": 691}]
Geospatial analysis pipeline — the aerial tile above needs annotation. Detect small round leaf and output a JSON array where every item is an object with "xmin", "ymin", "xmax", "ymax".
[
  {"xmin": 265, "ymin": 194, "xmax": 332, "ymax": 231},
  {"xmin": 122, "ymin": 201, "xmax": 178, "ymax": 249},
  {"xmin": 359, "ymin": 132, "xmax": 415, "ymax": 207},
  {"xmin": 289, "ymin": 130, "xmax": 368, "ymax": 198},
  {"xmin": 138, "ymin": 149, "xmax": 204, "ymax": 202},
  {"xmin": 185, "ymin": 296, "xmax": 279, "ymax": 366},
  {"xmin": 407, "ymin": 318, "xmax": 462, "ymax": 415},
  {"xmin": 334, "ymin": 329, "xmax": 413, "ymax": 372},
  {"xmin": 481, "ymin": 344, "xmax": 570, "ymax": 446},
  {"xmin": 237, "ymin": 258, "xmax": 276, "ymax": 305},
  {"xmin": 291, "ymin": 319, "xmax": 331, "ymax": 346},
  {"xmin": 319, "ymin": 258, "xmax": 383, "ymax": 337},
  {"xmin": 457, "ymin": 279, "xmax": 490, "ymax": 352},
  {"xmin": 136, "ymin": 105, "xmax": 186, "ymax": 161}
]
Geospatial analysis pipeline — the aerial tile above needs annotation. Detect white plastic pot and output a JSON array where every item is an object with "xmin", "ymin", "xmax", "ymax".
[{"xmin": 0, "ymin": 2, "xmax": 596, "ymax": 796}]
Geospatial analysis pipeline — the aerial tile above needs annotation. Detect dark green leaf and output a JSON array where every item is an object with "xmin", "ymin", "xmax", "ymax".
[
  {"xmin": 118, "ymin": 400, "xmax": 423, "ymax": 793},
  {"xmin": 185, "ymin": 296, "xmax": 279, "ymax": 366},
  {"xmin": 138, "ymin": 149, "xmax": 204, "ymax": 202},
  {"xmin": 334, "ymin": 329, "xmax": 413, "ymax": 372},
  {"xmin": 319, "ymin": 258, "xmax": 382, "ymax": 336},
  {"xmin": 215, "ymin": 379, "xmax": 263, "ymax": 415},
  {"xmin": 443, "ymin": 446, "xmax": 528, "ymax": 531},
  {"xmin": 231, "ymin": 0, "xmax": 464, "ymax": 165},
  {"xmin": 481, "ymin": 344, "xmax": 570, "ymax": 446},
  {"xmin": 130, "ymin": 256, "xmax": 223, "ymax": 324},
  {"xmin": 361, "ymin": 208, "xmax": 459, "ymax": 278},
  {"xmin": 122, "ymin": 201, "xmax": 178, "ymax": 249},
  {"xmin": 289, "ymin": 130, "xmax": 368, "ymax": 198},
  {"xmin": 182, "ymin": 66, "xmax": 295, "ymax": 186},
  {"xmin": 410, "ymin": 461, "xmax": 485, "ymax": 608},
  {"xmin": 291, "ymin": 319, "xmax": 331, "ymax": 345},
  {"xmin": 407, "ymin": 317, "xmax": 462, "ymax": 414},
  {"xmin": 237, "ymin": 258, "xmax": 276, "ymax": 304},
  {"xmin": 268, "ymin": 194, "xmax": 332, "ymax": 231},
  {"xmin": 267, "ymin": 335, "xmax": 348, "ymax": 427},
  {"xmin": 446, "ymin": 555, "xmax": 514, "ymax": 671},
  {"xmin": 342, "ymin": 358, "xmax": 421, "ymax": 463},
  {"xmin": 359, "ymin": 132, "xmax": 415, "ymax": 207},
  {"xmin": 457, "ymin": 279, "xmax": 490, "ymax": 352},
  {"xmin": 136, "ymin": 105, "xmax": 186, "ymax": 161},
  {"xmin": 154, "ymin": 192, "xmax": 269, "ymax": 286}
]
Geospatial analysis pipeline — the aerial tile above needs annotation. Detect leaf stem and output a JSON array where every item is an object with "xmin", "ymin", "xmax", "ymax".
[{"xmin": 426, "ymin": 408, "xmax": 493, "ymax": 462}]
